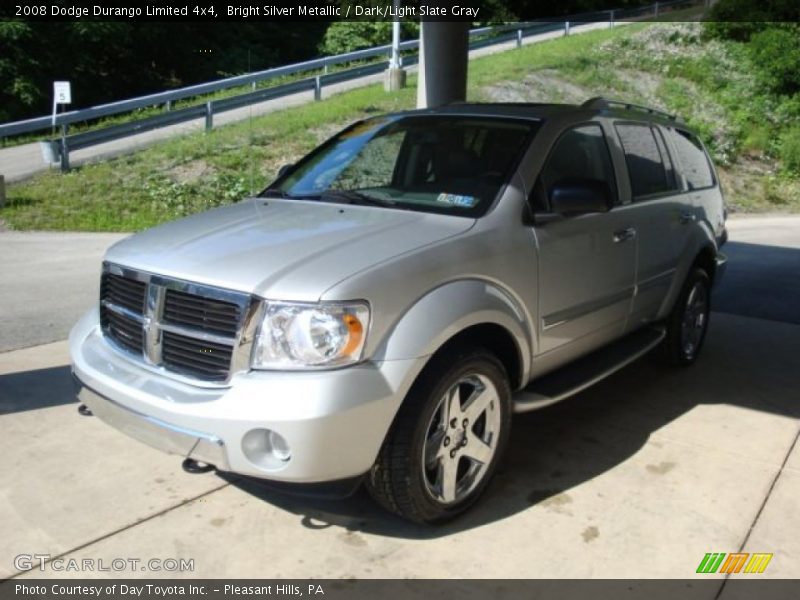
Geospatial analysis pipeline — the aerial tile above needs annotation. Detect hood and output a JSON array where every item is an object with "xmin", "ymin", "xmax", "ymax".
[{"xmin": 105, "ymin": 198, "xmax": 474, "ymax": 301}]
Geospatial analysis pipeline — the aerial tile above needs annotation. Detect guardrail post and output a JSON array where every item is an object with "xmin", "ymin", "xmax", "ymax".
[
  {"xmin": 323, "ymin": 64, "xmax": 329, "ymax": 74},
  {"xmin": 59, "ymin": 124, "xmax": 70, "ymax": 172},
  {"xmin": 654, "ymin": 2, "xmax": 660, "ymax": 17},
  {"xmin": 165, "ymin": 100, "xmax": 171, "ymax": 111},
  {"xmin": 251, "ymin": 82, "xmax": 257, "ymax": 91},
  {"xmin": 205, "ymin": 101, "xmax": 213, "ymax": 132},
  {"xmin": 314, "ymin": 76, "xmax": 322, "ymax": 101},
  {"xmin": 609, "ymin": 10, "xmax": 615, "ymax": 27},
  {"xmin": 0, "ymin": 175, "xmax": 5, "ymax": 208},
  {"xmin": 564, "ymin": 21, "xmax": 570, "ymax": 36},
  {"xmin": 516, "ymin": 29, "xmax": 523, "ymax": 48}
]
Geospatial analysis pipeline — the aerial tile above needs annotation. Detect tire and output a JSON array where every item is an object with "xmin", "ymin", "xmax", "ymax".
[
  {"xmin": 366, "ymin": 347, "xmax": 512, "ymax": 524},
  {"xmin": 661, "ymin": 267, "xmax": 711, "ymax": 366}
]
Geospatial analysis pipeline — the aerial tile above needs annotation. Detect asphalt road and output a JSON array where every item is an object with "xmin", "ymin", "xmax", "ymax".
[
  {"xmin": 0, "ymin": 22, "xmax": 612, "ymax": 183},
  {"xmin": 0, "ymin": 216, "xmax": 798, "ymax": 584}
]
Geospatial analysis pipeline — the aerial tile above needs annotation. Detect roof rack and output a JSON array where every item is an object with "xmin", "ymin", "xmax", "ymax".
[{"xmin": 582, "ymin": 97, "xmax": 680, "ymax": 122}]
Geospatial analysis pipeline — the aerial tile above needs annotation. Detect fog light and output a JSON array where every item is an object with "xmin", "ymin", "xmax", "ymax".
[
  {"xmin": 242, "ymin": 428, "xmax": 292, "ymax": 470},
  {"xmin": 268, "ymin": 430, "xmax": 291, "ymax": 462}
]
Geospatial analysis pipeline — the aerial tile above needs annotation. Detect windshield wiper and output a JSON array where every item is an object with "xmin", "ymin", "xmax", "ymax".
[
  {"xmin": 260, "ymin": 189, "xmax": 296, "ymax": 198},
  {"xmin": 316, "ymin": 189, "xmax": 398, "ymax": 208}
]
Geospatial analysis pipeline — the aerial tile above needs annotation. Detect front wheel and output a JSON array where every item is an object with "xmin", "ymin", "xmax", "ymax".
[
  {"xmin": 661, "ymin": 267, "xmax": 711, "ymax": 366},
  {"xmin": 366, "ymin": 348, "xmax": 512, "ymax": 524}
]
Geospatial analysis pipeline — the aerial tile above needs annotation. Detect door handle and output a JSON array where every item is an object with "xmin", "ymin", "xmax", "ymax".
[
  {"xmin": 679, "ymin": 211, "xmax": 696, "ymax": 224},
  {"xmin": 613, "ymin": 227, "xmax": 636, "ymax": 243}
]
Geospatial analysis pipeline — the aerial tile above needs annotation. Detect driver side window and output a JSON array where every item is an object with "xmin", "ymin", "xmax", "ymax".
[{"xmin": 532, "ymin": 124, "xmax": 617, "ymax": 212}]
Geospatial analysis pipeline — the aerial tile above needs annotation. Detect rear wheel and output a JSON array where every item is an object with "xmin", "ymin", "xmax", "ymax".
[
  {"xmin": 661, "ymin": 268, "xmax": 711, "ymax": 366},
  {"xmin": 366, "ymin": 348, "xmax": 512, "ymax": 524}
]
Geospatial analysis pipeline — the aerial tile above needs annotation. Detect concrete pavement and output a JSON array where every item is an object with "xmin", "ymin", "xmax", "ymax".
[{"xmin": 0, "ymin": 216, "xmax": 798, "ymax": 583}]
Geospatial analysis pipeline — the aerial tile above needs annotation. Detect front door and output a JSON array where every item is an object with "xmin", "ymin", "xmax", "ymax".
[{"xmin": 532, "ymin": 123, "xmax": 637, "ymax": 356}]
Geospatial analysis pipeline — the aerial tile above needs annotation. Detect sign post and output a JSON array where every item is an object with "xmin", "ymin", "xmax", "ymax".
[{"xmin": 52, "ymin": 81, "xmax": 72, "ymax": 127}]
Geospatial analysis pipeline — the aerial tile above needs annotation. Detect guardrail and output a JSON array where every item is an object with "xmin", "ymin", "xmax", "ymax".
[{"xmin": 1, "ymin": 0, "xmax": 703, "ymax": 172}]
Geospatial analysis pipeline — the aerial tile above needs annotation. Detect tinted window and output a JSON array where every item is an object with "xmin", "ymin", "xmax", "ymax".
[
  {"xmin": 615, "ymin": 123, "xmax": 671, "ymax": 199},
  {"xmin": 272, "ymin": 116, "xmax": 537, "ymax": 217},
  {"xmin": 654, "ymin": 128, "xmax": 680, "ymax": 191},
  {"xmin": 671, "ymin": 129, "xmax": 715, "ymax": 190},
  {"xmin": 535, "ymin": 124, "xmax": 616, "ymax": 211}
]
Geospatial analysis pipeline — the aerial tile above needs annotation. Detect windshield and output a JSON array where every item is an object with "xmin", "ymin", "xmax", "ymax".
[{"xmin": 266, "ymin": 115, "xmax": 539, "ymax": 217}]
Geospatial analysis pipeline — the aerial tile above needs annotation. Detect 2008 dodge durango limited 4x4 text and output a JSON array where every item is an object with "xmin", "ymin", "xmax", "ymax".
[{"xmin": 71, "ymin": 98, "xmax": 728, "ymax": 523}]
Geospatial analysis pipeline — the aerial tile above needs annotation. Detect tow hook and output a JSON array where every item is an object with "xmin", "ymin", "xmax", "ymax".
[
  {"xmin": 182, "ymin": 458, "xmax": 215, "ymax": 474},
  {"xmin": 77, "ymin": 404, "xmax": 93, "ymax": 416}
]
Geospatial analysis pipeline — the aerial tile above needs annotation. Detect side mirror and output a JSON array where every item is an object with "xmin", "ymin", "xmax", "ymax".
[
  {"xmin": 549, "ymin": 178, "xmax": 611, "ymax": 216},
  {"xmin": 277, "ymin": 163, "xmax": 294, "ymax": 178}
]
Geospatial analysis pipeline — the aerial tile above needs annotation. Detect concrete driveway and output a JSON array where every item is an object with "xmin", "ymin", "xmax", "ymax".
[{"xmin": 0, "ymin": 216, "xmax": 798, "ymax": 587}]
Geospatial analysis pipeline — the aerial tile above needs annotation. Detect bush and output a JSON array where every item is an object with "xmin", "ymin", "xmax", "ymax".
[
  {"xmin": 704, "ymin": 0, "xmax": 800, "ymax": 41},
  {"xmin": 778, "ymin": 126, "xmax": 800, "ymax": 174},
  {"xmin": 320, "ymin": 22, "xmax": 419, "ymax": 56},
  {"xmin": 748, "ymin": 26, "xmax": 800, "ymax": 95}
]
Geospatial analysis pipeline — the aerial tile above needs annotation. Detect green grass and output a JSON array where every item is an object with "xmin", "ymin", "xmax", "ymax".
[{"xmin": 3, "ymin": 22, "xmax": 799, "ymax": 231}]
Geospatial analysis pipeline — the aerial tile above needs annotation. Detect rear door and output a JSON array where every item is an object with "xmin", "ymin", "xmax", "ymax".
[
  {"xmin": 532, "ymin": 122, "xmax": 637, "ymax": 356},
  {"xmin": 613, "ymin": 122, "xmax": 689, "ymax": 327}
]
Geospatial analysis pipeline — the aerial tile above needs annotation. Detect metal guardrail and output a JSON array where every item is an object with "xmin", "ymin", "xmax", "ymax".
[{"xmin": 2, "ymin": 0, "xmax": 703, "ymax": 172}]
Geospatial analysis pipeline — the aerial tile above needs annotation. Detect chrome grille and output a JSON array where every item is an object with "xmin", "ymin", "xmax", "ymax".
[
  {"xmin": 162, "ymin": 331, "xmax": 234, "ymax": 381},
  {"xmin": 101, "ymin": 273, "xmax": 146, "ymax": 315},
  {"xmin": 99, "ymin": 263, "xmax": 259, "ymax": 385},
  {"xmin": 163, "ymin": 289, "xmax": 240, "ymax": 336}
]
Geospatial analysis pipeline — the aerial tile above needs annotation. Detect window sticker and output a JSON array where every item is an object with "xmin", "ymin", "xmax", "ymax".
[{"xmin": 436, "ymin": 193, "xmax": 477, "ymax": 207}]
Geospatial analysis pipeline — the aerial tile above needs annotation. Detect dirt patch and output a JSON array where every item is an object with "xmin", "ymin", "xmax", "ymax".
[
  {"xmin": 168, "ymin": 159, "xmax": 216, "ymax": 184},
  {"xmin": 581, "ymin": 526, "xmax": 600, "ymax": 543},
  {"xmin": 646, "ymin": 461, "xmax": 676, "ymax": 475},
  {"xmin": 615, "ymin": 69, "xmax": 666, "ymax": 108},
  {"xmin": 483, "ymin": 69, "xmax": 591, "ymax": 104}
]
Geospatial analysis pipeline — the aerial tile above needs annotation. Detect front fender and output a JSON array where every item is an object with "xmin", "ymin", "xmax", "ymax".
[{"xmin": 373, "ymin": 279, "xmax": 533, "ymax": 381}]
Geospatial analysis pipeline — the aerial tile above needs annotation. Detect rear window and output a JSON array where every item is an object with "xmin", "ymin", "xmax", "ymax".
[
  {"xmin": 615, "ymin": 123, "xmax": 673, "ymax": 199},
  {"xmin": 671, "ymin": 129, "xmax": 715, "ymax": 190}
]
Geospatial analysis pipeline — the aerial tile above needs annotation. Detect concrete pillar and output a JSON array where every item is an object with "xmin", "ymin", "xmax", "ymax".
[{"xmin": 416, "ymin": 21, "xmax": 469, "ymax": 109}]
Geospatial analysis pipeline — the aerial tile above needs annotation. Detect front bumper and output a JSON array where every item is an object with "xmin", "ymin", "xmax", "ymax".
[{"xmin": 70, "ymin": 307, "xmax": 422, "ymax": 483}]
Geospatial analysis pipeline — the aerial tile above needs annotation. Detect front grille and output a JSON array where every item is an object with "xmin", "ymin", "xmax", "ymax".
[
  {"xmin": 162, "ymin": 331, "xmax": 234, "ymax": 382},
  {"xmin": 99, "ymin": 265, "xmax": 253, "ymax": 384},
  {"xmin": 101, "ymin": 273, "xmax": 146, "ymax": 314},
  {"xmin": 163, "ymin": 289, "xmax": 241, "ymax": 336},
  {"xmin": 104, "ymin": 309, "xmax": 144, "ymax": 354}
]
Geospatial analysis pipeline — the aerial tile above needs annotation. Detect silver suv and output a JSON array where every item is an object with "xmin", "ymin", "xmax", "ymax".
[{"xmin": 70, "ymin": 98, "xmax": 728, "ymax": 523}]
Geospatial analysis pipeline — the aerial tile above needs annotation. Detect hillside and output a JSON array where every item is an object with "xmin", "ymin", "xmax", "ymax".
[{"xmin": 2, "ymin": 22, "xmax": 798, "ymax": 232}]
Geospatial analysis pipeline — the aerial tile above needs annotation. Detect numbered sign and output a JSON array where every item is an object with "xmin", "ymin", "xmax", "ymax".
[{"xmin": 54, "ymin": 81, "xmax": 72, "ymax": 104}]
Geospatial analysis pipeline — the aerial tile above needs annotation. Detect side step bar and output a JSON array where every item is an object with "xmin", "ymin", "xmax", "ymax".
[{"xmin": 513, "ymin": 327, "xmax": 666, "ymax": 413}]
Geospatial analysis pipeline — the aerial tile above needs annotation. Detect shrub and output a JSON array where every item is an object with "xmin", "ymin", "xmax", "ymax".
[
  {"xmin": 778, "ymin": 126, "xmax": 800, "ymax": 174},
  {"xmin": 748, "ymin": 26, "xmax": 800, "ymax": 95}
]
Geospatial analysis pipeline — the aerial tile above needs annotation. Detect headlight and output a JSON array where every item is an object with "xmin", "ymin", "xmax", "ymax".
[{"xmin": 251, "ymin": 301, "xmax": 370, "ymax": 370}]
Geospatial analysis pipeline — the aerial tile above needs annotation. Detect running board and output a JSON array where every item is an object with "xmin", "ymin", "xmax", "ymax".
[{"xmin": 513, "ymin": 327, "xmax": 666, "ymax": 413}]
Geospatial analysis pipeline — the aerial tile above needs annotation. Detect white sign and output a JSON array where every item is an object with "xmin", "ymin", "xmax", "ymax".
[{"xmin": 54, "ymin": 81, "xmax": 72, "ymax": 104}]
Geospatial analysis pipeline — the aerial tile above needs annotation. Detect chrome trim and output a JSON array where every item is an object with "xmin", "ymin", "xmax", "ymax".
[
  {"xmin": 542, "ymin": 287, "xmax": 634, "ymax": 331},
  {"xmin": 100, "ymin": 299, "xmax": 145, "ymax": 324},
  {"xmin": 158, "ymin": 321, "xmax": 237, "ymax": 347},
  {"xmin": 101, "ymin": 262, "xmax": 258, "ymax": 387},
  {"xmin": 144, "ymin": 284, "xmax": 166, "ymax": 365},
  {"xmin": 75, "ymin": 375, "xmax": 229, "ymax": 469}
]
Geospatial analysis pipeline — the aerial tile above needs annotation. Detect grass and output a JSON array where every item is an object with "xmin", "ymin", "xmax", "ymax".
[{"xmin": 3, "ymin": 22, "xmax": 799, "ymax": 231}]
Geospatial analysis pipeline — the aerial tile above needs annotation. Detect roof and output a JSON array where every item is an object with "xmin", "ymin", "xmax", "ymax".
[{"xmin": 396, "ymin": 97, "xmax": 684, "ymax": 127}]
